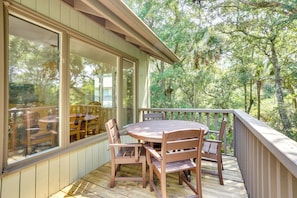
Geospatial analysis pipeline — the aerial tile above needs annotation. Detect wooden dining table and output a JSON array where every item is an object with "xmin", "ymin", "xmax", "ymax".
[{"xmin": 126, "ymin": 120, "xmax": 209, "ymax": 143}]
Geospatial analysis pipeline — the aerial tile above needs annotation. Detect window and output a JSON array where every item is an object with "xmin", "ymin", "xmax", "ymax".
[
  {"xmin": 6, "ymin": 13, "xmax": 136, "ymax": 164},
  {"xmin": 69, "ymin": 38, "xmax": 118, "ymax": 142},
  {"xmin": 8, "ymin": 15, "xmax": 60, "ymax": 163}
]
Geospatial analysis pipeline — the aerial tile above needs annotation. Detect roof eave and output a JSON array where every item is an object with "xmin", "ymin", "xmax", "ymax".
[{"xmin": 74, "ymin": 0, "xmax": 179, "ymax": 64}]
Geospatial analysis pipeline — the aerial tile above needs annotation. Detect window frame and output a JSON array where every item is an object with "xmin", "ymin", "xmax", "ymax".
[{"xmin": 1, "ymin": 4, "xmax": 138, "ymax": 173}]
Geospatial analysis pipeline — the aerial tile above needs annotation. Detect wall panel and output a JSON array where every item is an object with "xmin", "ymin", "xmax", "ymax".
[
  {"xmin": 59, "ymin": 154, "xmax": 70, "ymax": 189},
  {"xmin": 85, "ymin": 146, "xmax": 93, "ymax": 174},
  {"xmin": 20, "ymin": 167, "xmax": 35, "ymax": 198},
  {"xmin": 48, "ymin": 157, "xmax": 60, "ymax": 195},
  {"xmin": 36, "ymin": 0, "xmax": 49, "ymax": 16},
  {"xmin": 2, "ymin": 172, "xmax": 20, "ymax": 198},
  {"xmin": 92, "ymin": 144, "xmax": 100, "ymax": 169},
  {"xmin": 60, "ymin": 1, "xmax": 70, "ymax": 26},
  {"xmin": 77, "ymin": 149, "xmax": 86, "ymax": 178},
  {"xmin": 36, "ymin": 161, "xmax": 49, "ymax": 198},
  {"xmin": 49, "ymin": 0, "xmax": 60, "ymax": 22},
  {"xmin": 70, "ymin": 8, "xmax": 79, "ymax": 30},
  {"xmin": 69, "ymin": 151, "xmax": 79, "ymax": 183}
]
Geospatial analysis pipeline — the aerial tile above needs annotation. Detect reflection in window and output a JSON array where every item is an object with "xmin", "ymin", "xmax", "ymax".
[
  {"xmin": 69, "ymin": 38, "xmax": 118, "ymax": 142},
  {"xmin": 8, "ymin": 15, "xmax": 60, "ymax": 163},
  {"xmin": 122, "ymin": 59, "xmax": 135, "ymax": 126}
]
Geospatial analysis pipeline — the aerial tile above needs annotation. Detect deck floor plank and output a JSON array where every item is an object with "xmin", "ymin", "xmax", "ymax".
[{"xmin": 50, "ymin": 156, "xmax": 247, "ymax": 198}]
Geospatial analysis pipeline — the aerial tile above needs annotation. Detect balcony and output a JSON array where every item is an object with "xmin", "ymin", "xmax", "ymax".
[{"xmin": 50, "ymin": 108, "xmax": 297, "ymax": 197}]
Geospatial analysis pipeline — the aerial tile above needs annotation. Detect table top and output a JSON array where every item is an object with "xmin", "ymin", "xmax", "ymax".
[
  {"xmin": 126, "ymin": 120, "xmax": 208, "ymax": 143},
  {"xmin": 39, "ymin": 114, "xmax": 98, "ymax": 123}
]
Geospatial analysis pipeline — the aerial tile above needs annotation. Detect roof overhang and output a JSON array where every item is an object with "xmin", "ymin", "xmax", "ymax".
[{"xmin": 63, "ymin": 0, "xmax": 180, "ymax": 64}]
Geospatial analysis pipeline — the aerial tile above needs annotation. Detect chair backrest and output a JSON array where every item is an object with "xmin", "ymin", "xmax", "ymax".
[
  {"xmin": 105, "ymin": 118, "xmax": 121, "ymax": 155},
  {"xmin": 202, "ymin": 118, "xmax": 227, "ymax": 155},
  {"xmin": 69, "ymin": 114, "xmax": 81, "ymax": 139},
  {"xmin": 217, "ymin": 118, "xmax": 227, "ymax": 141},
  {"xmin": 143, "ymin": 112, "xmax": 165, "ymax": 121},
  {"xmin": 23, "ymin": 111, "xmax": 40, "ymax": 129},
  {"xmin": 161, "ymin": 129, "xmax": 204, "ymax": 164}
]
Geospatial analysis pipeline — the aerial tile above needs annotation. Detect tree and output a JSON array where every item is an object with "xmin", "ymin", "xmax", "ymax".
[{"xmin": 124, "ymin": 0, "xmax": 297, "ymax": 140}]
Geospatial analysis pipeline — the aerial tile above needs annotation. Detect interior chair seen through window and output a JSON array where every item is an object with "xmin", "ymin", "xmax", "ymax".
[
  {"xmin": 202, "ymin": 117, "xmax": 227, "ymax": 185},
  {"xmin": 143, "ymin": 112, "xmax": 165, "ymax": 121},
  {"xmin": 105, "ymin": 118, "xmax": 146, "ymax": 188},
  {"xmin": 142, "ymin": 112, "xmax": 165, "ymax": 149},
  {"xmin": 22, "ymin": 110, "xmax": 57, "ymax": 155},
  {"xmin": 144, "ymin": 129, "xmax": 204, "ymax": 198}
]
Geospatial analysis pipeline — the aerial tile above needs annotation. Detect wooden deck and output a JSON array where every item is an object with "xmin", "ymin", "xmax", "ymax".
[{"xmin": 50, "ymin": 156, "xmax": 247, "ymax": 198}]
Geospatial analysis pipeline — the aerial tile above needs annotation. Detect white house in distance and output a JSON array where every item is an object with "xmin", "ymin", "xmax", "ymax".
[{"xmin": 0, "ymin": 0, "xmax": 178, "ymax": 197}]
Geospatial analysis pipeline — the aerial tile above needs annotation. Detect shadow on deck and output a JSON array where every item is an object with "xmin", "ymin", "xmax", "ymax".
[{"xmin": 50, "ymin": 156, "xmax": 247, "ymax": 198}]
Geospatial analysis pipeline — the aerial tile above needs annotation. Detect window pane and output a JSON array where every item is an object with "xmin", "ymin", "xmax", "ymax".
[
  {"xmin": 69, "ymin": 38, "xmax": 117, "ymax": 142},
  {"xmin": 8, "ymin": 15, "xmax": 60, "ymax": 163},
  {"xmin": 122, "ymin": 60, "xmax": 135, "ymax": 126}
]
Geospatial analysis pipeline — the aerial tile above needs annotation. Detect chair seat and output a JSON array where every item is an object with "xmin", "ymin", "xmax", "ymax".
[
  {"xmin": 117, "ymin": 147, "xmax": 146, "ymax": 158},
  {"xmin": 152, "ymin": 158, "xmax": 196, "ymax": 173},
  {"xmin": 30, "ymin": 131, "xmax": 54, "ymax": 140}
]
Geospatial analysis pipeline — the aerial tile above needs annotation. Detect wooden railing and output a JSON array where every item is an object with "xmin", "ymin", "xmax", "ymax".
[
  {"xmin": 139, "ymin": 108, "xmax": 234, "ymax": 155},
  {"xmin": 139, "ymin": 108, "xmax": 297, "ymax": 198}
]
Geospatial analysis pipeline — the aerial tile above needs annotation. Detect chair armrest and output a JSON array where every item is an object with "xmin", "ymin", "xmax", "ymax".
[
  {"xmin": 143, "ymin": 144, "xmax": 162, "ymax": 161},
  {"xmin": 109, "ymin": 143, "xmax": 143, "ymax": 148},
  {"xmin": 204, "ymin": 139, "xmax": 222, "ymax": 144},
  {"xmin": 208, "ymin": 129, "xmax": 219, "ymax": 134},
  {"xmin": 110, "ymin": 143, "xmax": 143, "ymax": 162}
]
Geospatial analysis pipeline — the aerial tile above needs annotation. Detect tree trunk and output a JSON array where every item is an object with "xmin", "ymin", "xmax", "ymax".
[
  {"xmin": 270, "ymin": 39, "xmax": 292, "ymax": 136},
  {"xmin": 247, "ymin": 80, "xmax": 253, "ymax": 114},
  {"xmin": 257, "ymin": 80, "xmax": 261, "ymax": 120},
  {"xmin": 244, "ymin": 83, "xmax": 247, "ymax": 112}
]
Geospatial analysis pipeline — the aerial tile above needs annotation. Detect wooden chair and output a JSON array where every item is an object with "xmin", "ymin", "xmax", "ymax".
[
  {"xmin": 142, "ymin": 112, "xmax": 165, "ymax": 149},
  {"xmin": 105, "ymin": 118, "xmax": 146, "ymax": 188},
  {"xmin": 201, "ymin": 118, "xmax": 227, "ymax": 185},
  {"xmin": 22, "ymin": 111, "xmax": 56, "ymax": 155},
  {"xmin": 85, "ymin": 105, "xmax": 101, "ymax": 135},
  {"xmin": 69, "ymin": 114, "xmax": 82, "ymax": 142},
  {"xmin": 144, "ymin": 129, "xmax": 204, "ymax": 198},
  {"xmin": 143, "ymin": 112, "xmax": 165, "ymax": 121}
]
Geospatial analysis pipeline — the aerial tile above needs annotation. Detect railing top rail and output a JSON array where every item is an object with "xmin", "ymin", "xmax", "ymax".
[{"xmin": 139, "ymin": 108, "xmax": 234, "ymax": 114}]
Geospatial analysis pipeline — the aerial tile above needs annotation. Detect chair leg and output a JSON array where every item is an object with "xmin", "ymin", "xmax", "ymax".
[
  {"xmin": 160, "ymin": 172, "xmax": 167, "ymax": 198},
  {"xmin": 217, "ymin": 156, "xmax": 224, "ymax": 185},
  {"xmin": 195, "ymin": 168, "xmax": 202, "ymax": 198},
  {"xmin": 142, "ymin": 161, "xmax": 146, "ymax": 188},
  {"xmin": 110, "ymin": 163, "xmax": 116, "ymax": 188},
  {"xmin": 149, "ymin": 166, "xmax": 154, "ymax": 192}
]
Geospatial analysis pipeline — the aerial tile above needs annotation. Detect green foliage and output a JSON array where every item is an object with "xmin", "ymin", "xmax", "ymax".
[{"xmin": 124, "ymin": 0, "xmax": 297, "ymax": 141}]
